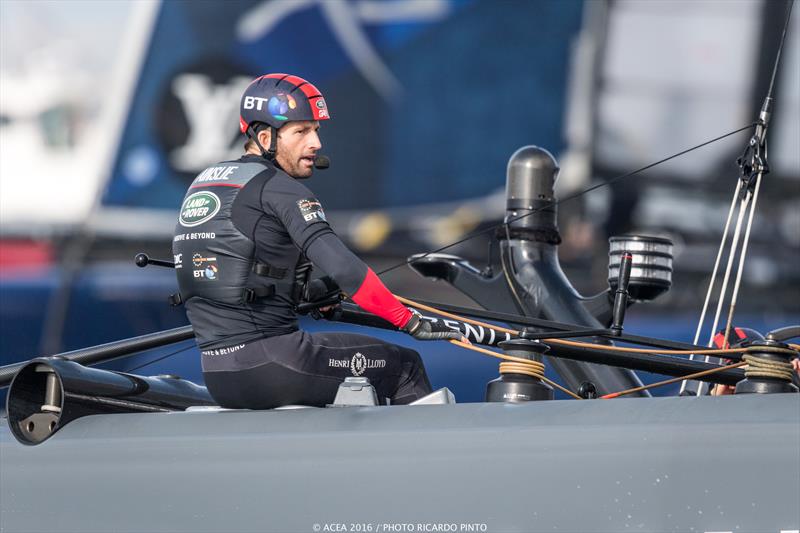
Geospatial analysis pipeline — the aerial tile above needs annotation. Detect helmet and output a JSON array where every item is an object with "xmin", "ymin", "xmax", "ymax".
[
  {"xmin": 239, "ymin": 73, "xmax": 330, "ymax": 133},
  {"xmin": 712, "ymin": 326, "xmax": 764, "ymax": 349}
]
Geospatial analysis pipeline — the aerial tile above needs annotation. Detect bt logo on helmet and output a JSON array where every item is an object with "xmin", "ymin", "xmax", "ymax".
[
  {"xmin": 243, "ymin": 94, "xmax": 296, "ymax": 122},
  {"xmin": 267, "ymin": 93, "xmax": 296, "ymax": 121},
  {"xmin": 243, "ymin": 95, "xmax": 270, "ymax": 111}
]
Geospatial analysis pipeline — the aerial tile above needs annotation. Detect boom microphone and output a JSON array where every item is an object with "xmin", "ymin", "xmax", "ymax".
[{"xmin": 314, "ymin": 155, "xmax": 330, "ymax": 170}]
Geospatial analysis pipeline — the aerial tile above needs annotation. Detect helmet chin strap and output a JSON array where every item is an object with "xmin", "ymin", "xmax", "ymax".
[{"xmin": 247, "ymin": 124, "xmax": 278, "ymax": 161}]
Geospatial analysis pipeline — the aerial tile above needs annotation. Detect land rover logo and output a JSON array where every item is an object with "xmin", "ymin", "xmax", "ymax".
[{"xmin": 179, "ymin": 191, "xmax": 221, "ymax": 227}]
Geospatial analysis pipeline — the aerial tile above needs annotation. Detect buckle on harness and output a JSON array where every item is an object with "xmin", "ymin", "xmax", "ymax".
[
  {"xmin": 253, "ymin": 262, "xmax": 288, "ymax": 279},
  {"xmin": 243, "ymin": 285, "xmax": 276, "ymax": 303}
]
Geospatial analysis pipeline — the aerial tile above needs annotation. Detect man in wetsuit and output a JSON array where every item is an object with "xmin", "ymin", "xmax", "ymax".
[{"xmin": 173, "ymin": 73, "xmax": 461, "ymax": 409}]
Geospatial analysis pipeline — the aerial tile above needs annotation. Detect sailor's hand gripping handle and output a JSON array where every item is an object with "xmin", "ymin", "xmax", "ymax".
[{"xmin": 402, "ymin": 311, "xmax": 468, "ymax": 343}]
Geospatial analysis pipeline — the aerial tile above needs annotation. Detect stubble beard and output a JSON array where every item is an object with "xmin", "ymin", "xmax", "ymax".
[{"xmin": 276, "ymin": 152, "xmax": 313, "ymax": 179}]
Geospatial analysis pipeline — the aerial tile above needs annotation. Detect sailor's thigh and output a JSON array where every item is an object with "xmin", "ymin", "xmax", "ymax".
[
  {"xmin": 305, "ymin": 331, "xmax": 403, "ymax": 350},
  {"xmin": 301, "ymin": 331, "xmax": 418, "ymax": 379}
]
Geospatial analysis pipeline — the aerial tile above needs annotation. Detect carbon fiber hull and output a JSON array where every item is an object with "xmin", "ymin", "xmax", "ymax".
[{"xmin": 2, "ymin": 393, "xmax": 798, "ymax": 533}]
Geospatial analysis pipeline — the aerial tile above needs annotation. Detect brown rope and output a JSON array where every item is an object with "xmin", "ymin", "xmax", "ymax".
[
  {"xmin": 600, "ymin": 361, "xmax": 748, "ymax": 399},
  {"xmin": 396, "ymin": 296, "xmax": 518, "ymax": 335},
  {"xmin": 394, "ymin": 295, "xmax": 796, "ymax": 401},
  {"xmin": 396, "ymin": 295, "xmax": 786, "ymax": 357}
]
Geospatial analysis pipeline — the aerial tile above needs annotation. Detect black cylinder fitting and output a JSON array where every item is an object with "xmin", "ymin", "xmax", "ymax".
[{"xmin": 504, "ymin": 146, "xmax": 561, "ymax": 242}]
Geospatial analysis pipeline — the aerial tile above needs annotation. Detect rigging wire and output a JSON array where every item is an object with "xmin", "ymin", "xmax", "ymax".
[
  {"xmin": 691, "ymin": 186, "xmax": 754, "ymax": 396},
  {"xmin": 115, "ymin": 127, "xmax": 761, "ymax": 374},
  {"xmin": 681, "ymin": 0, "xmax": 795, "ymax": 393},
  {"xmin": 680, "ymin": 180, "xmax": 742, "ymax": 396},
  {"xmin": 376, "ymin": 123, "xmax": 756, "ymax": 277},
  {"xmin": 765, "ymin": 0, "xmax": 795, "ymax": 106},
  {"xmin": 706, "ymin": 189, "xmax": 752, "ymax": 353},
  {"xmin": 453, "ymin": 336, "xmax": 752, "ymax": 401},
  {"xmin": 721, "ymin": 171, "xmax": 764, "ymax": 353},
  {"xmin": 396, "ymin": 296, "xmax": 798, "ymax": 399},
  {"xmin": 690, "ymin": 180, "xmax": 742, "ymax": 347},
  {"xmin": 127, "ymin": 341, "xmax": 197, "ymax": 373},
  {"xmin": 109, "ymin": 3, "xmax": 798, "ymax": 392}
]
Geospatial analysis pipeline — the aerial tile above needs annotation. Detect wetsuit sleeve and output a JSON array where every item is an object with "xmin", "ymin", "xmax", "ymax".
[
  {"xmin": 261, "ymin": 173, "xmax": 334, "ymax": 252},
  {"xmin": 304, "ymin": 233, "xmax": 412, "ymax": 329}
]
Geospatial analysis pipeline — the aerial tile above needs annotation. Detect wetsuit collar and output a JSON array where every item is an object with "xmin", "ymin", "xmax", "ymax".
[{"xmin": 239, "ymin": 153, "xmax": 286, "ymax": 172}]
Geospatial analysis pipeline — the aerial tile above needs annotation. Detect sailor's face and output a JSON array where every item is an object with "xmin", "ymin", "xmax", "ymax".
[{"xmin": 276, "ymin": 120, "xmax": 321, "ymax": 178}]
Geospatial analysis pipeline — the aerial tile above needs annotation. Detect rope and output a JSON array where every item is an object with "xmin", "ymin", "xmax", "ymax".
[
  {"xmin": 692, "ymin": 180, "xmax": 741, "ymax": 347},
  {"xmin": 544, "ymin": 337, "xmax": 748, "ymax": 356},
  {"xmin": 722, "ymin": 171, "xmax": 763, "ymax": 350},
  {"xmin": 601, "ymin": 361, "xmax": 748, "ymax": 399},
  {"xmin": 397, "ymin": 295, "xmax": 760, "ymax": 356},
  {"xmin": 742, "ymin": 353, "xmax": 795, "ymax": 381},
  {"xmin": 499, "ymin": 361, "xmax": 546, "ymax": 379},
  {"xmin": 397, "ymin": 296, "xmax": 518, "ymax": 335},
  {"xmin": 449, "ymin": 340, "xmax": 582, "ymax": 400},
  {"xmin": 707, "ymin": 189, "xmax": 751, "ymax": 351},
  {"xmin": 396, "ymin": 296, "xmax": 797, "ymax": 401}
]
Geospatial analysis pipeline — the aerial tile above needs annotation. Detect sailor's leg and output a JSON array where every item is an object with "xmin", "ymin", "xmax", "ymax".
[
  {"xmin": 391, "ymin": 346, "xmax": 433, "ymax": 405},
  {"xmin": 304, "ymin": 331, "xmax": 432, "ymax": 404},
  {"xmin": 203, "ymin": 361, "xmax": 343, "ymax": 409},
  {"xmin": 203, "ymin": 331, "xmax": 433, "ymax": 407},
  {"xmin": 202, "ymin": 332, "xmax": 344, "ymax": 409}
]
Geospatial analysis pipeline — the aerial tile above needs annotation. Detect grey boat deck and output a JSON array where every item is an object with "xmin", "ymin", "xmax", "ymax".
[{"xmin": 2, "ymin": 393, "xmax": 799, "ymax": 532}]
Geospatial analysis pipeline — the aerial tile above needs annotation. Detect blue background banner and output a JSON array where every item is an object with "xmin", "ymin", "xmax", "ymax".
[{"xmin": 102, "ymin": 0, "xmax": 584, "ymax": 210}]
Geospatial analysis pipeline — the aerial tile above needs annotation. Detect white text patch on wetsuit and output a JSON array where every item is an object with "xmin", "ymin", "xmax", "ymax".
[{"xmin": 296, "ymin": 198, "xmax": 326, "ymax": 223}]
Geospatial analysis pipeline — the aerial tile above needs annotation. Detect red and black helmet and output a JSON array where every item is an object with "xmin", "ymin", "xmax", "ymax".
[
  {"xmin": 239, "ymin": 73, "xmax": 330, "ymax": 133},
  {"xmin": 712, "ymin": 326, "xmax": 764, "ymax": 349}
]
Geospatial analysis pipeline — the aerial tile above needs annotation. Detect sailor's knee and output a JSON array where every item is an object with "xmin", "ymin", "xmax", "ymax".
[{"xmin": 399, "ymin": 347, "xmax": 428, "ymax": 375}]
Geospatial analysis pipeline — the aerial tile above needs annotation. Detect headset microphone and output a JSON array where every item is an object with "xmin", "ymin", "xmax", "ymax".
[{"xmin": 314, "ymin": 155, "xmax": 330, "ymax": 170}]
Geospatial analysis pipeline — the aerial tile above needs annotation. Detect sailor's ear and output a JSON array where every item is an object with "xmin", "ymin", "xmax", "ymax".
[{"xmin": 257, "ymin": 128, "xmax": 271, "ymax": 147}]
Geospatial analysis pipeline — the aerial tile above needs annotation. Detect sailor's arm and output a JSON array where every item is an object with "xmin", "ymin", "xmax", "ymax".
[
  {"xmin": 263, "ymin": 176, "xmax": 462, "ymax": 340},
  {"xmin": 304, "ymin": 233, "xmax": 465, "ymax": 341}
]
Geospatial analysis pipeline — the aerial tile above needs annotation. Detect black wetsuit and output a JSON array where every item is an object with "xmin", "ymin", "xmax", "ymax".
[{"xmin": 173, "ymin": 155, "xmax": 431, "ymax": 408}]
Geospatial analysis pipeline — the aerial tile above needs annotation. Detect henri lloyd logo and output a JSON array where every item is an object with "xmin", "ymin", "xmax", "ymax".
[
  {"xmin": 328, "ymin": 352, "xmax": 386, "ymax": 376},
  {"xmin": 179, "ymin": 191, "xmax": 221, "ymax": 227}
]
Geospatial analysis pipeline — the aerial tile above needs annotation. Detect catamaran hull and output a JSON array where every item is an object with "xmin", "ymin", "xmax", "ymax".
[{"xmin": 1, "ymin": 394, "xmax": 798, "ymax": 532}]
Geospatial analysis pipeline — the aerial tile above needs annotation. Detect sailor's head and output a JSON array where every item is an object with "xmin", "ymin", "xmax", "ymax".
[
  {"xmin": 240, "ymin": 74, "xmax": 330, "ymax": 178},
  {"xmin": 712, "ymin": 326, "xmax": 764, "ymax": 349}
]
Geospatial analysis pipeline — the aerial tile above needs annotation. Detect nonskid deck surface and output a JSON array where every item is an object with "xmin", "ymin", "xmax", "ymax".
[{"xmin": 2, "ymin": 394, "xmax": 798, "ymax": 533}]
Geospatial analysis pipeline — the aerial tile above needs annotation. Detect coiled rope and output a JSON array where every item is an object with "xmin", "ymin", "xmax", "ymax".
[
  {"xmin": 742, "ymin": 354, "xmax": 795, "ymax": 381},
  {"xmin": 449, "ymin": 340, "xmax": 582, "ymax": 399}
]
